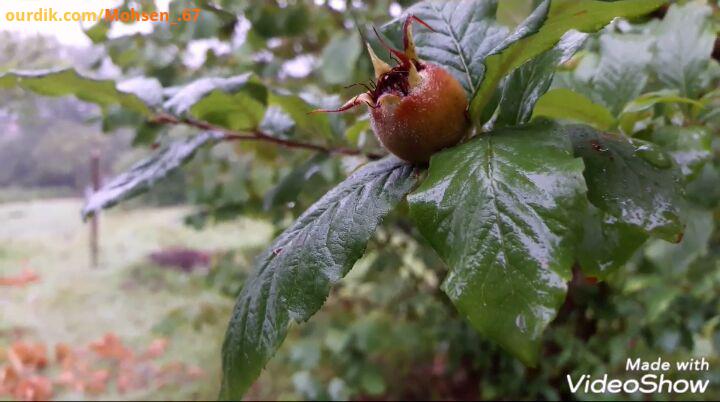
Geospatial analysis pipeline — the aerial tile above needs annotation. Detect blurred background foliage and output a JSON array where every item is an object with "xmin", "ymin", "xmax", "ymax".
[{"xmin": 0, "ymin": 0, "xmax": 719, "ymax": 400}]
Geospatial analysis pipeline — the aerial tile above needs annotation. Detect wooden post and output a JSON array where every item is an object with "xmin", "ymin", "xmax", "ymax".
[{"xmin": 90, "ymin": 150, "xmax": 100, "ymax": 268}]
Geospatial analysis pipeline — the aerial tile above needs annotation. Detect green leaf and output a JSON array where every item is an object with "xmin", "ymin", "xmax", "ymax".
[
  {"xmin": 269, "ymin": 92, "xmax": 334, "ymax": 139},
  {"xmin": 84, "ymin": 20, "xmax": 110, "ymax": 44},
  {"xmin": 576, "ymin": 205, "xmax": 647, "ymax": 279},
  {"xmin": 648, "ymin": 126, "xmax": 713, "ymax": 180},
  {"xmin": 495, "ymin": 31, "xmax": 587, "ymax": 126},
  {"xmin": 469, "ymin": 0, "xmax": 667, "ymax": 126},
  {"xmin": 101, "ymin": 106, "xmax": 145, "ymax": 133},
  {"xmin": 360, "ymin": 367, "xmax": 386, "ymax": 396},
  {"xmin": 567, "ymin": 125, "xmax": 683, "ymax": 241},
  {"xmin": 247, "ymin": 3, "xmax": 309, "ymax": 39},
  {"xmin": 645, "ymin": 207, "xmax": 714, "ymax": 274},
  {"xmin": 592, "ymin": 32, "xmax": 653, "ymax": 115},
  {"xmin": 551, "ymin": 55, "xmax": 601, "ymax": 102},
  {"xmin": 163, "ymin": 74, "xmax": 268, "ymax": 131},
  {"xmin": 319, "ymin": 32, "xmax": 362, "ymax": 85},
  {"xmin": 292, "ymin": 371, "xmax": 322, "ymax": 400},
  {"xmin": 190, "ymin": 91, "xmax": 266, "ymax": 131},
  {"xmin": 651, "ymin": 2, "xmax": 715, "ymax": 98},
  {"xmin": 622, "ymin": 90, "xmax": 704, "ymax": 115},
  {"xmin": 408, "ymin": 120, "xmax": 587, "ymax": 365},
  {"xmin": 328, "ymin": 378, "xmax": 350, "ymax": 401},
  {"xmin": 82, "ymin": 132, "xmax": 224, "ymax": 219},
  {"xmin": 169, "ymin": 0, "xmax": 237, "ymax": 42},
  {"xmin": 105, "ymin": 36, "xmax": 142, "ymax": 70},
  {"xmin": 259, "ymin": 106, "xmax": 296, "ymax": 138},
  {"xmin": 686, "ymin": 163, "xmax": 720, "ymax": 209},
  {"xmin": 497, "ymin": 0, "xmax": 538, "ymax": 27},
  {"xmin": 618, "ymin": 90, "xmax": 705, "ymax": 134},
  {"xmin": 345, "ymin": 117, "xmax": 370, "ymax": 144},
  {"xmin": 0, "ymin": 69, "xmax": 152, "ymax": 116},
  {"xmin": 220, "ymin": 157, "xmax": 416, "ymax": 400},
  {"xmin": 697, "ymin": 88, "xmax": 720, "ymax": 125},
  {"xmin": 118, "ymin": 76, "xmax": 164, "ymax": 107},
  {"xmin": 532, "ymin": 88, "xmax": 616, "ymax": 130},
  {"xmin": 262, "ymin": 154, "xmax": 329, "ymax": 211},
  {"xmin": 132, "ymin": 122, "xmax": 164, "ymax": 146},
  {"xmin": 398, "ymin": 0, "xmax": 508, "ymax": 96}
]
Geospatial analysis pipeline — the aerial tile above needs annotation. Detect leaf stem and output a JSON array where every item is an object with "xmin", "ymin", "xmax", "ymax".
[{"xmin": 151, "ymin": 113, "xmax": 383, "ymax": 159}]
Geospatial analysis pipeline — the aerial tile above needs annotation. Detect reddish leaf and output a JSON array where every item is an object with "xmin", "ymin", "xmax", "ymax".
[
  {"xmin": 143, "ymin": 338, "xmax": 169, "ymax": 359},
  {"xmin": 14, "ymin": 376, "xmax": 52, "ymax": 402},
  {"xmin": 89, "ymin": 333, "xmax": 132, "ymax": 360},
  {"xmin": 8, "ymin": 342, "xmax": 48, "ymax": 371},
  {"xmin": 0, "ymin": 269, "xmax": 40, "ymax": 287}
]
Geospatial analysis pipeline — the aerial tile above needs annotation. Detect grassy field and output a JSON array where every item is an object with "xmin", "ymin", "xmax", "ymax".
[{"xmin": 0, "ymin": 198, "xmax": 273, "ymax": 400}]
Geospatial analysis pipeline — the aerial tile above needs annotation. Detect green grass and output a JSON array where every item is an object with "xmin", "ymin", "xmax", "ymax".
[{"xmin": 0, "ymin": 198, "xmax": 273, "ymax": 400}]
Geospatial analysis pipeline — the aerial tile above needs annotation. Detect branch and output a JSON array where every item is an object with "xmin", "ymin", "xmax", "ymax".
[{"xmin": 151, "ymin": 113, "xmax": 384, "ymax": 159}]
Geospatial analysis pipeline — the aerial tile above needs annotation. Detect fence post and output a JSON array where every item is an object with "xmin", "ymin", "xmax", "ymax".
[{"xmin": 90, "ymin": 150, "xmax": 100, "ymax": 268}]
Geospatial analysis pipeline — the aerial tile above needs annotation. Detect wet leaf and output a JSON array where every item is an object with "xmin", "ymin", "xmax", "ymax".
[
  {"xmin": 263, "ymin": 154, "xmax": 329, "ymax": 210},
  {"xmin": 220, "ymin": 157, "xmax": 417, "ymax": 400},
  {"xmin": 408, "ymin": 120, "xmax": 586, "ymax": 365},
  {"xmin": 576, "ymin": 206, "xmax": 647, "ymax": 279},
  {"xmin": 651, "ymin": 2, "xmax": 715, "ymax": 98},
  {"xmin": 567, "ymin": 125, "xmax": 683, "ymax": 241},
  {"xmin": 592, "ymin": 32, "xmax": 654, "ymax": 115},
  {"xmin": 82, "ymin": 132, "xmax": 224, "ymax": 219},
  {"xmin": 649, "ymin": 126, "xmax": 712, "ymax": 180},
  {"xmin": 495, "ymin": 31, "xmax": 588, "ymax": 126},
  {"xmin": 469, "ymin": 0, "xmax": 666, "ymax": 125}
]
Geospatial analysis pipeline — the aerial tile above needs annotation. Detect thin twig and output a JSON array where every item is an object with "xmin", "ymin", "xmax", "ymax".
[{"xmin": 151, "ymin": 113, "xmax": 383, "ymax": 159}]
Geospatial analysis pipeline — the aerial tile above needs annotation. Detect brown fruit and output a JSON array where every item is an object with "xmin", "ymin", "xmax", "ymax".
[
  {"xmin": 315, "ymin": 15, "xmax": 469, "ymax": 164},
  {"xmin": 370, "ymin": 62, "xmax": 468, "ymax": 163}
]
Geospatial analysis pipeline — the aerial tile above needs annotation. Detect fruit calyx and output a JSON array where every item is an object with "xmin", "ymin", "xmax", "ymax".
[{"xmin": 315, "ymin": 15, "xmax": 435, "ymax": 113}]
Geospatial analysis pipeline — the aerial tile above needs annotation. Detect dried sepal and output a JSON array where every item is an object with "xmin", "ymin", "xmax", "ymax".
[
  {"xmin": 310, "ymin": 92, "xmax": 376, "ymax": 114},
  {"xmin": 366, "ymin": 43, "xmax": 391, "ymax": 79},
  {"xmin": 402, "ymin": 15, "xmax": 435, "ymax": 62}
]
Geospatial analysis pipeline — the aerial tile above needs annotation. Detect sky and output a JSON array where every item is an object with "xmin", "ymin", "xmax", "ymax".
[{"xmin": 0, "ymin": 0, "xmax": 171, "ymax": 46}]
